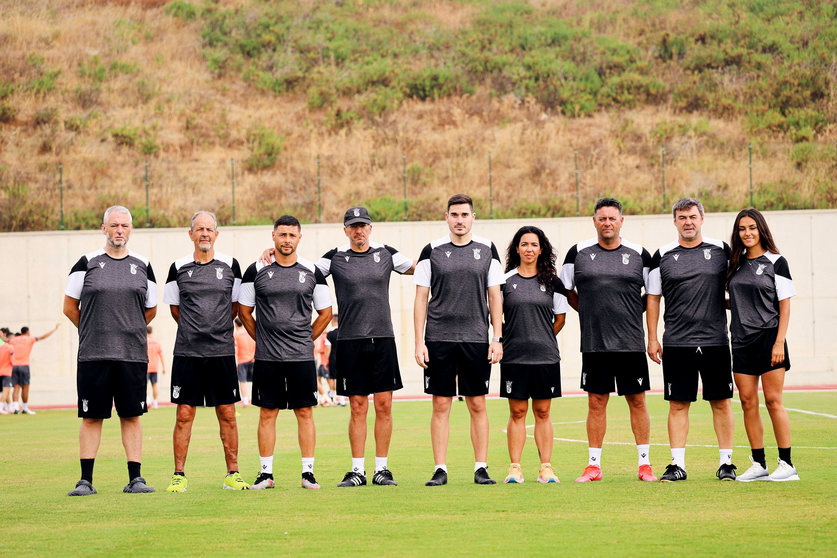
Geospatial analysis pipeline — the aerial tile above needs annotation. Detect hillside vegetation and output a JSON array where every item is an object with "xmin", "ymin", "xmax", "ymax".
[{"xmin": 1, "ymin": 0, "xmax": 835, "ymax": 231}]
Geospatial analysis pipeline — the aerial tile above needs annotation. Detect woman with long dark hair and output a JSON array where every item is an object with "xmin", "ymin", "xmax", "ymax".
[
  {"xmin": 500, "ymin": 226, "xmax": 568, "ymax": 484},
  {"xmin": 727, "ymin": 209, "xmax": 798, "ymax": 482}
]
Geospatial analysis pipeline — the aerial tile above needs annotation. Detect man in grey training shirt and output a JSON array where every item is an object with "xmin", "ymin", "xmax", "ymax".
[
  {"xmin": 414, "ymin": 193, "xmax": 504, "ymax": 486},
  {"xmin": 561, "ymin": 197, "xmax": 658, "ymax": 483},
  {"xmin": 63, "ymin": 206, "xmax": 157, "ymax": 496},
  {"xmin": 647, "ymin": 197, "xmax": 737, "ymax": 482},
  {"xmin": 316, "ymin": 207, "xmax": 415, "ymax": 487},
  {"xmin": 162, "ymin": 211, "xmax": 249, "ymax": 492}
]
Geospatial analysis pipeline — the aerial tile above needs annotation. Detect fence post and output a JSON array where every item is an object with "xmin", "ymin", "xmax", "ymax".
[
  {"xmin": 748, "ymin": 143, "xmax": 753, "ymax": 208},
  {"xmin": 317, "ymin": 155, "xmax": 322, "ymax": 223},
  {"xmin": 488, "ymin": 152, "xmax": 493, "ymax": 219},
  {"xmin": 144, "ymin": 161, "xmax": 150, "ymax": 228},
  {"xmin": 574, "ymin": 149, "xmax": 580, "ymax": 216},
  {"xmin": 402, "ymin": 154, "xmax": 408, "ymax": 221},
  {"xmin": 59, "ymin": 162, "xmax": 64, "ymax": 230},
  {"xmin": 661, "ymin": 146, "xmax": 666, "ymax": 213},
  {"xmin": 231, "ymin": 158, "xmax": 236, "ymax": 226}
]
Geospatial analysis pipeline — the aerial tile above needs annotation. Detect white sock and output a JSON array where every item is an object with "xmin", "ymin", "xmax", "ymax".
[
  {"xmin": 302, "ymin": 457, "xmax": 314, "ymax": 474},
  {"xmin": 637, "ymin": 444, "xmax": 651, "ymax": 466},
  {"xmin": 474, "ymin": 461, "xmax": 487, "ymax": 473},
  {"xmin": 351, "ymin": 457, "xmax": 365, "ymax": 475},
  {"xmin": 671, "ymin": 448, "xmax": 686, "ymax": 469},
  {"xmin": 435, "ymin": 464, "xmax": 448, "ymax": 473},
  {"xmin": 328, "ymin": 390, "xmax": 335, "ymax": 399},
  {"xmin": 588, "ymin": 447, "xmax": 602, "ymax": 467},
  {"xmin": 13, "ymin": 401, "xmax": 20, "ymax": 411},
  {"xmin": 719, "ymin": 449, "xmax": 733, "ymax": 466},
  {"xmin": 259, "ymin": 455, "xmax": 273, "ymax": 475},
  {"xmin": 374, "ymin": 456, "xmax": 388, "ymax": 472},
  {"xmin": 22, "ymin": 403, "xmax": 29, "ymax": 411}
]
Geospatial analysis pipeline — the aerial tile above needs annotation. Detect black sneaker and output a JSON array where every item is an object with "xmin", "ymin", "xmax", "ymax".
[
  {"xmin": 425, "ymin": 468, "xmax": 447, "ymax": 486},
  {"xmin": 250, "ymin": 473, "xmax": 275, "ymax": 490},
  {"xmin": 660, "ymin": 464, "xmax": 687, "ymax": 482},
  {"xmin": 337, "ymin": 471, "xmax": 367, "ymax": 487},
  {"xmin": 716, "ymin": 463, "xmax": 737, "ymax": 481},
  {"xmin": 474, "ymin": 467, "xmax": 496, "ymax": 485},
  {"xmin": 372, "ymin": 468, "xmax": 398, "ymax": 486},
  {"xmin": 301, "ymin": 471, "xmax": 320, "ymax": 489}
]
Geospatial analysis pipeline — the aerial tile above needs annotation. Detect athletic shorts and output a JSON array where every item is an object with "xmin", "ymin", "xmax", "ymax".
[
  {"xmin": 146, "ymin": 372, "xmax": 158, "ymax": 385},
  {"xmin": 1, "ymin": 375, "xmax": 12, "ymax": 388},
  {"xmin": 237, "ymin": 361, "xmax": 255, "ymax": 382},
  {"xmin": 336, "ymin": 338, "xmax": 403, "ymax": 396},
  {"xmin": 581, "ymin": 352, "xmax": 650, "ymax": 396},
  {"xmin": 11, "ymin": 365, "xmax": 30, "ymax": 386},
  {"xmin": 171, "ymin": 355, "xmax": 240, "ymax": 407},
  {"xmin": 733, "ymin": 328, "xmax": 791, "ymax": 376},
  {"xmin": 424, "ymin": 341, "xmax": 491, "ymax": 397},
  {"xmin": 662, "ymin": 345, "xmax": 733, "ymax": 402},
  {"xmin": 316, "ymin": 364, "xmax": 332, "ymax": 380},
  {"xmin": 76, "ymin": 360, "xmax": 148, "ymax": 419},
  {"xmin": 500, "ymin": 362, "xmax": 562, "ymax": 400},
  {"xmin": 252, "ymin": 360, "xmax": 317, "ymax": 410}
]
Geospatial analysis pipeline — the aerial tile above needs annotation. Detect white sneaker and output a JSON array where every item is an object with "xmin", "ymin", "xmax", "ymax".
[
  {"xmin": 151, "ymin": 401, "xmax": 158, "ymax": 410},
  {"xmin": 768, "ymin": 458, "xmax": 799, "ymax": 482},
  {"xmin": 22, "ymin": 408, "xmax": 36, "ymax": 415},
  {"xmin": 736, "ymin": 457, "xmax": 770, "ymax": 482}
]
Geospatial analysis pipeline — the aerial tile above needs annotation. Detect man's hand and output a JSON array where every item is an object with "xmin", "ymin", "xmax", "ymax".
[
  {"xmin": 647, "ymin": 338, "xmax": 662, "ymax": 365},
  {"xmin": 488, "ymin": 341, "xmax": 503, "ymax": 364},
  {"xmin": 415, "ymin": 342, "xmax": 429, "ymax": 369}
]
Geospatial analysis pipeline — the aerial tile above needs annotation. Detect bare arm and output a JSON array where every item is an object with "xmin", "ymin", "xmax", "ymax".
[
  {"xmin": 553, "ymin": 313, "xmax": 566, "ymax": 336},
  {"xmin": 311, "ymin": 307, "xmax": 333, "ymax": 341},
  {"xmin": 169, "ymin": 305, "xmax": 180, "ymax": 323},
  {"xmin": 402, "ymin": 261, "xmax": 417, "ymax": 276},
  {"xmin": 231, "ymin": 302, "xmax": 240, "ymax": 321},
  {"xmin": 63, "ymin": 296, "xmax": 80, "ymax": 328},
  {"xmin": 413, "ymin": 285, "xmax": 430, "ymax": 369},
  {"xmin": 36, "ymin": 323, "xmax": 60, "ymax": 340},
  {"xmin": 646, "ymin": 294, "xmax": 662, "ymax": 364},
  {"xmin": 145, "ymin": 306, "xmax": 156, "ymax": 325},
  {"xmin": 772, "ymin": 298, "xmax": 791, "ymax": 366},
  {"xmin": 567, "ymin": 290, "xmax": 579, "ymax": 312},
  {"xmin": 238, "ymin": 305, "xmax": 257, "ymax": 341},
  {"xmin": 487, "ymin": 284, "xmax": 503, "ymax": 364}
]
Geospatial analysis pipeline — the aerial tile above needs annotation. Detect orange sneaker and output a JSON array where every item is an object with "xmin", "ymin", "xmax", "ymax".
[
  {"xmin": 638, "ymin": 464, "xmax": 657, "ymax": 482},
  {"xmin": 575, "ymin": 465, "xmax": 603, "ymax": 483}
]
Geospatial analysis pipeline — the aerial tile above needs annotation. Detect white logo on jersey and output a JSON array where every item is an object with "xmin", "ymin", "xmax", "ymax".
[
  {"xmin": 187, "ymin": 270, "xmax": 193, "ymax": 277},
  {"xmin": 485, "ymin": 380, "xmax": 489, "ymax": 388},
  {"xmin": 590, "ymin": 253, "xmax": 596, "ymax": 260},
  {"xmin": 98, "ymin": 262, "xmax": 106, "ymax": 268},
  {"xmin": 424, "ymin": 377, "xmax": 430, "ymax": 389},
  {"xmin": 512, "ymin": 283, "xmax": 517, "ymax": 289},
  {"xmin": 696, "ymin": 346, "xmax": 703, "ymax": 354},
  {"xmin": 473, "ymin": 248, "xmax": 481, "ymax": 260},
  {"xmin": 173, "ymin": 386, "xmax": 181, "ymax": 399},
  {"xmin": 233, "ymin": 388, "xmax": 237, "ymax": 397},
  {"xmin": 344, "ymin": 256, "xmax": 350, "ymax": 262},
  {"xmin": 445, "ymin": 251, "xmax": 451, "ymax": 258},
  {"xmin": 373, "ymin": 252, "xmax": 381, "ymax": 263},
  {"xmin": 343, "ymin": 378, "xmax": 347, "ymax": 390},
  {"xmin": 267, "ymin": 270, "xmax": 274, "ymax": 279},
  {"xmin": 637, "ymin": 378, "xmax": 643, "ymax": 385},
  {"xmin": 673, "ymin": 254, "xmax": 679, "ymax": 261},
  {"xmin": 729, "ymin": 383, "xmax": 733, "ymax": 390},
  {"xmin": 582, "ymin": 372, "xmax": 587, "ymax": 385},
  {"xmin": 550, "ymin": 387, "xmax": 555, "ymax": 393},
  {"xmin": 130, "ymin": 263, "xmax": 137, "ymax": 275},
  {"xmin": 667, "ymin": 383, "xmax": 672, "ymax": 395},
  {"xmin": 298, "ymin": 271, "xmax": 306, "ymax": 283},
  {"xmin": 313, "ymin": 391, "xmax": 318, "ymax": 401},
  {"xmin": 540, "ymin": 284, "xmax": 546, "ymax": 292},
  {"xmin": 703, "ymin": 248, "xmax": 712, "ymax": 260},
  {"xmin": 353, "ymin": 208, "xmax": 360, "ymax": 217},
  {"xmin": 82, "ymin": 399, "xmax": 88, "ymax": 412},
  {"xmin": 622, "ymin": 253, "xmax": 630, "ymax": 265},
  {"xmin": 505, "ymin": 380, "xmax": 512, "ymax": 393},
  {"xmin": 216, "ymin": 267, "xmax": 224, "ymax": 280},
  {"xmin": 756, "ymin": 263, "xmax": 766, "ymax": 275},
  {"xmin": 140, "ymin": 401, "xmax": 145, "ymax": 409}
]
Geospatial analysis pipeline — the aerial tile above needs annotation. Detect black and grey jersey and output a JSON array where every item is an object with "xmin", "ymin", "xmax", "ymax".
[
  {"xmin": 65, "ymin": 249, "xmax": 157, "ymax": 363},
  {"xmin": 239, "ymin": 257, "xmax": 331, "ymax": 362},
  {"xmin": 561, "ymin": 238, "xmax": 651, "ymax": 353},
  {"xmin": 728, "ymin": 252, "xmax": 795, "ymax": 347},
  {"xmin": 647, "ymin": 238, "xmax": 729, "ymax": 347},
  {"xmin": 501, "ymin": 269, "xmax": 569, "ymax": 365},
  {"xmin": 316, "ymin": 241, "xmax": 412, "ymax": 340},
  {"xmin": 414, "ymin": 235, "xmax": 504, "ymax": 343},
  {"xmin": 163, "ymin": 252, "xmax": 241, "ymax": 357}
]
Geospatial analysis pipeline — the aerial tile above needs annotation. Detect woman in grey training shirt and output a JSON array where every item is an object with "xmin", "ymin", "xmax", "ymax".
[{"xmin": 727, "ymin": 209, "xmax": 799, "ymax": 482}]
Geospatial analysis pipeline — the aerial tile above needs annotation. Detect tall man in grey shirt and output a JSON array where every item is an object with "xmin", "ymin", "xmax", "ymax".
[
  {"xmin": 647, "ymin": 197, "xmax": 737, "ymax": 482},
  {"xmin": 163, "ymin": 211, "xmax": 249, "ymax": 492},
  {"xmin": 414, "ymin": 194, "xmax": 504, "ymax": 486},
  {"xmin": 63, "ymin": 206, "xmax": 157, "ymax": 496}
]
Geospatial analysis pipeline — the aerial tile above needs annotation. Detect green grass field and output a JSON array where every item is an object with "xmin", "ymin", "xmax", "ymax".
[{"xmin": 2, "ymin": 392, "xmax": 835, "ymax": 556}]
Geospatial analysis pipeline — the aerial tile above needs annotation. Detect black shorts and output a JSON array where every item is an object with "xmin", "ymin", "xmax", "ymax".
[
  {"xmin": 733, "ymin": 328, "xmax": 791, "ymax": 376},
  {"xmin": 316, "ymin": 364, "xmax": 332, "ymax": 380},
  {"xmin": 336, "ymin": 338, "xmax": 403, "ymax": 396},
  {"xmin": 252, "ymin": 360, "xmax": 317, "ymax": 410},
  {"xmin": 77, "ymin": 360, "xmax": 148, "ymax": 419},
  {"xmin": 662, "ymin": 345, "xmax": 733, "ymax": 402},
  {"xmin": 500, "ymin": 362, "xmax": 562, "ymax": 400},
  {"xmin": 1, "ymin": 376, "xmax": 12, "ymax": 388},
  {"xmin": 237, "ymin": 361, "xmax": 254, "ymax": 382},
  {"xmin": 424, "ymin": 341, "xmax": 491, "ymax": 397},
  {"xmin": 11, "ymin": 365, "xmax": 30, "ymax": 386},
  {"xmin": 171, "ymin": 355, "xmax": 240, "ymax": 407},
  {"xmin": 146, "ymin": 372, "xmax": 158, "ymax": 385},
  {"xmin": 581, "ymin": 352, "xmax": 650, "ymax": 396}
]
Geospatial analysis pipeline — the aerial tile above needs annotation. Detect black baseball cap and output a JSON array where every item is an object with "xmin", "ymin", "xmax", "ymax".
[{"xmin": 344, "ymin": 206, "xmax": 372, "ymax": 226}]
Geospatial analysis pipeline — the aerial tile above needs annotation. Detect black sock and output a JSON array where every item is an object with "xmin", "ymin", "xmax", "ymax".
[
  {"xmin": 751, "ymin": 448, "xmax": 766, "ymax": 468},
  {"xmin": 778, "ymin": 447, "xmax": 792, "ymax": 467},
  {"xmin": 174, "ymin": 471, "xmax": 185, "ymax": 477},
  {"xmin": 128, "ymin": 461, "xmax": 141, "ymax": 481},
  {"xmin": 80, "ymin": 458, "xmax": 95, "ymax": 483}
]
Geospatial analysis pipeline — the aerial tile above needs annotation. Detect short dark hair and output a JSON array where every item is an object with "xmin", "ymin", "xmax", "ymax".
[
  {"xmin": 672, "ymin": 197, "xmax": 704, "ymax": 218},
  {"xmin": 20, "ymin": 326, "xmax": 29, "ymax": 334},
  {"xmin": 447, "ymin": 193, "xmax": 473, "ymax": 211},
  {"xmin": 234, "ymin": 318, "xmax": 243, "ymax": 327},
  {"xmin": 594, "ymin": 197, "xmax": 622, "ymax": 214},
  {"xmin": 146, "ymin": 326, "xmax": 152, "ymax": 334},
  {"xmin": 274, "ymin": 215, "xmax": 301, "ymax": 229}
]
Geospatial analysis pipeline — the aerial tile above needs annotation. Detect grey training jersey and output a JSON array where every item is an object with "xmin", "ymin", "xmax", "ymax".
[
  {"xmin": 414, "ymin": 235, "xmax": 504, "ymax": 343},
  {"xmin": 65, "ymin": 249, "xmax": 157, "ymax": 362},
  {"xmin": 239, "ymin": 258, "xmax": 331, "ymax": 362},
  {"xmin": 561, "ymin": 238, "xmax": 651, "ymax": 353},
  {"xmin": 316, "ymin": 241, "xmax": 412, "ymax": 340},
  {"xmin": 163, "ymin": 252, "xmax": 242, "ymax": 357},
  {"xmin": 647, "ymin": 239, "xmax": 729, "ymax": 347},
  {"xmin": 501, "ymin": 269, "xmax": 569, "ymax": 365},
  {"xmin": 728, "ymin": 252, "xmax": 795, "ymax": 347}
]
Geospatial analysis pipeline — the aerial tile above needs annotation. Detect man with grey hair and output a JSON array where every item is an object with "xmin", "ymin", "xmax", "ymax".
[
  {"xmin": 162, "ymin": 210, "xmax": 248, "ymax": 492},
  {"xmin": 63, "ymin": 205, "xmax": 157, "ymax": 495},
  {"xmin": 647, "ymin": 197, "xmax": 737, "ymax": 482}
]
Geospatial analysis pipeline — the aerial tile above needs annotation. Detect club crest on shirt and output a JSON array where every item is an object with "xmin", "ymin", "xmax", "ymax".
[
  {"xmin": 473, "ymin": 248, "xmax": 481, "ymax": 260},
  {"xmin": 373, "ymin": 252, "xmax": 381, "ymax": 263},
  {"xmin": 82, "ymin": 399, "xmax": 88, "ymax": 412},
  {"xmin": 622, "ymin": 253, "xmax": 630, "ymax": 265},
  {"xmin": 540, "ymin": 284, "xmax": 546, "ymax": 292},
  {"xmin": 267, "ymin": 270, "xmax": 274, "ymax": 279},
  {"xmin": 98, "ymin": 261, "xmax": 106, "ymax": 268},
  {"xmin": 216, "ymin": 267, "xmax": 224, "ymax": 280},
  {"xmin": 756, "ymin": 263, "xmax": 766, "ymax": 275},
  {"xmin": 130, "ymin": 263, "xmax": 138, "ymax": 274},
  {"xmin": 505, "ymin": 380, "xmax": 512, "ymax": 393},
  {"xmin": 172, "ymin": 386, "xmax": 181, "ymax": 399},
  {"xmin": 298, "ymin": 271, "xmax": 307, "ymax": 283},
  {"xmin": 703, "ymin": 248, "xmax": 712, "ymax": 260}
]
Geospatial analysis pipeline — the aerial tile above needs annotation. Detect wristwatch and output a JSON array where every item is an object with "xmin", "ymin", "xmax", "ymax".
[{"xmin": 491, "ymin": 337, "xmax": 503, "ymax": 343}]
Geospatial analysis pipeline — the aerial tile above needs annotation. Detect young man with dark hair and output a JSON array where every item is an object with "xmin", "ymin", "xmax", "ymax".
[{"xmin": 9, "ymin": 322, "xmax": 59, "ymax": 414}]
